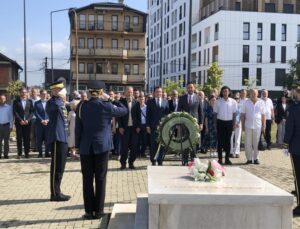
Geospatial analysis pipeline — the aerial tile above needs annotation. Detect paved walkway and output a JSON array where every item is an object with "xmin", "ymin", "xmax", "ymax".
[{"xmin": 0, "ymin": 143, "xmax": 299, "ymax": 228}]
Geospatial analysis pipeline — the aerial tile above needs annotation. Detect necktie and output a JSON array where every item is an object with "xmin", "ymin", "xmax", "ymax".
[{"xmin": 188, "ymin": 96, "xmax": 192, "ymax": 105}]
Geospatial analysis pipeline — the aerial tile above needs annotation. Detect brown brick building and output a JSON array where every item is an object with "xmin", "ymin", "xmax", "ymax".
[
  {"xmin": 0, "ymin": 53, "xmax": 22, "ymax": 94},
  {"xmin": 68, "ymin": 1, "xmax": 147, "ymax": 92}
]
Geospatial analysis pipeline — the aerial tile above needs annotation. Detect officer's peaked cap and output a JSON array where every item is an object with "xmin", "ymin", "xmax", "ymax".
[
  {"xmin": 87, "ymin": 80, "xmax": 106, "ymax": 90},
  {"xmin": 49, "ymin": 80, "xmax": 65, "ymax": 90}
]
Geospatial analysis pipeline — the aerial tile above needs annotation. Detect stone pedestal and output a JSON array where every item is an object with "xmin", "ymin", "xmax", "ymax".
[{"xmin": 148, "ymin": 166, "xmax": 293, "ymax": 229}]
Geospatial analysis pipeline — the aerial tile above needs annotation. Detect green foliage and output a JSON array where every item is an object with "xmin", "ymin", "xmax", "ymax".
[
  {"xmin": 196, "ymin": 62, "xmax": 223, "ymax": 95},
  {"xmin": 284, "ymin": 59, "xmax": 300, "ymax": 88},
  {"xmin": 163, "ymin": 79, "xmax": 185, "ymax": 96},
  {"xmin": 7, "ymin": 80, "xmax": 24, "ymax": 97},
  {"xmin": 243, "ymin": 78, "xmax": 259, "ymax": 90}
]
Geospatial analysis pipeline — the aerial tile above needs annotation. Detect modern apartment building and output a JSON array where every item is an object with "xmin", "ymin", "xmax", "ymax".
[
  {"xmin": 147, "ymin": 0, "xmax": 192, "ymax": 92},
  {"xmin": 191, "ymin": 0, "xmax": 300, "ymax": 95},
  {"xmin": 69, "ymin": 1, "xmax": 147, "ymax": 92}
]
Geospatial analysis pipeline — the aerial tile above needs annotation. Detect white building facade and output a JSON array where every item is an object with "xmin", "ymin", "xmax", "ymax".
[
  {"xmin": 191, "ymin": 10, "xmax": 300, "ymax": 93},
  {"xmin": 147, "ymin": 0, "xmax": 192, "ymax": 92}
]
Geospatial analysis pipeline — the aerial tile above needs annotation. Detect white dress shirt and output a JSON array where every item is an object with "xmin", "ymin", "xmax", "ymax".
[
  {"xmin": 41, "ymin": 100, "xmax": 47, "ymax": 111},
  {"xmin": 242, "ymin": 99, "xmax": 266, "ymax": 129},
  {"xmin": 261, "ymin": 97, "xmax": 273, "ymax": 120},
  {"xmin": 173, "ymin": 99, "xmax": 178, "ymax": 111},
  {"xmin": 127, "ymin": 100, "xmax": 133, "ymax": 127},
  {"xmin": 187, "ymin": 93, "xmax": 195, "ymax": 104},
  {"xmin": 214, "ymin": 97, "xmax": 237, "ymax": 121},
  {"xmin": 140, "ymin": 104, "xmax": 147, "ymax": 125},
  {"xmin": 156, "ymin": 98, "xmax": 161, "ymax": 107},
  {"xmin": 21, "ymin": 99, "xmax": 27, "ymax": 110}
]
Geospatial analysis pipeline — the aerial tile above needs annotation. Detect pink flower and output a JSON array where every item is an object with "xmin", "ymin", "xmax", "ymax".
[{"xmin": 210, "ymin": 160, "xmax": 226, "ymax": 176}]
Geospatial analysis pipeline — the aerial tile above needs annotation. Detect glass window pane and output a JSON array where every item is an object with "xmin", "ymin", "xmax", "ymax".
[
  {"xmin": 97, "ymin": 15, "xmax": 104, "ymax": 30},
  {"xmin": 112, "ymin": 16, "xmax": 118, "ymax": 31},
  {"xmin": 79, "ymin": 15, "xmax": 86, "ymax": 30},
  {"xmin": 88, "ymin": 15, "xmax": 95, "ymax": 30},
  {"xmin": 88, "ymin": 38, "xmax": 93, "ymax": 49},
  {"xmin": 133, "ymin": 65, "xmax": 139, "ymax": 74},
  {"xmin": 96, "ymin": 39, "xmax": 103, "ymax": 49},
  {"xmin": 124, "ymin": 64, "xmax": 130, "ymax": 74}
]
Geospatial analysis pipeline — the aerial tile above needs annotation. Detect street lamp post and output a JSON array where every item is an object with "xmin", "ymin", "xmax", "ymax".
[
  {"xmin": 50, "ymin": 8, "xmax": 78, "ymax": 90},
  {"xmin": 23, "ymin": 0, "xmax": 27, "ymax": 86}
]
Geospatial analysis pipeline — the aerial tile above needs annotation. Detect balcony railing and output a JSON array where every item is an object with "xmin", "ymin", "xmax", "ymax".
[
  {"xmin": 73, "ymin": 73, "xmax": 145, "ymax": 84},
  {"xmin": 72, "ymin": 47, "xmax": 145, "ymax": 58}
]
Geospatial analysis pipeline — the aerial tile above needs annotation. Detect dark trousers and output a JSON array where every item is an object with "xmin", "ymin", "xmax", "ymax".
[
  {"xmin": 217, "ymin": 120, "xmax": 233, "ymax": 161},
  {"xmin": 30, "ymin": 119, "xmax": 37, "ymax": 149},
  {"xmin": 16, "ymin": 124, "xmax": 31, "ymax": 156},
  {"xmin": 36, "ymin": 124, "xmax": 49, "ymax": 156},
  {"xmin": 50, "ymin": 141, "xmax": 67, "ymax": 196},
  {"xmin": 200, "ymin": 125, "xmax": 206, "ymax": 150},
  {"xmin": 112, "ymin": 130, "xmax": 122, "ymax": 155},
  {"xmin": 0, "ymin": 124, "xmax": 10, "ymax": 156},
  {"xmin": 259, "ymin": 120, "xmax": 272, "ymax": 147},
  {"xmin": 80, "ymin": 152, "xmax": 109, "ymax": 214},
  {"xmin": 120, "ymin": 126, "xmax": 137, "ymax": 165},
  {"xmin": 150, "ymin": 129, "xmax": 163, "ymax": 164},
  {"xmin": 137, "ymin": 124, "xmax": 148, "ymax": 156},
  {"xmin": 291, "ymin": 154, "xmax": 300, "ymax": 206}
]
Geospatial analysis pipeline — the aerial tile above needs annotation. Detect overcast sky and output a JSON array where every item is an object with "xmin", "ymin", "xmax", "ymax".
[{"xmin": 0, "ymin": 0, "xmax": 147, "ymax": 86}]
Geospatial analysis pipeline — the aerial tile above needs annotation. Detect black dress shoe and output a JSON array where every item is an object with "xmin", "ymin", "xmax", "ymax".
[
  {"xmin": 4, "ymin": 155, "xmax": 8, "ymax": 159},
  {"xmin": 291, "ymin": 190, "xmax": 297, "ymax": 196},
  {"xmin": 151, "ymin": 161, "xmax": 156, "ymax": 166},
  {"xmin": 258, "ymin": 146, "xmax": 265, "ymax": 151},
  {"xmin": 293, "ymin": 206, "xmax": 300, "ymax": 216},
  {"xmin": 267, "ymin": 145, "xmax": 271, "ymax": 150},
  {"xmin": 245, "ymin": 160, "xmax": 252, "ymax": 164},
  {"xmin": 157, "ymin": 162, "xmax": 163, "ymax": 166},
  {"xmin": 254, "ymin": 159, "xmax": 260, "ymax": 165},
  {"xmin": 94, "ymin": 211, "xmax": 105, "ymax": 219},
  {"xmin": 235, "ymin": 154, "xmax": 240, "ymax": 158},
  {"xmin": 38, "ymin": 154, "xmax": 43, "ymax": 158},
  {"xmin": 82, "ymin": 212, "xmax": 94, "ymax": 220},
  {"xmin": 200, "ymin": 149, "xmax": 207, "ymax": 154},
  {"xmin": 225, "ymin": 159, "xmax": 232, "ymax": 165},
  {"xmin": 120, "ymin": 164, "xmax": 126, "ymax": 170},
  {"xmin": 129, "ymin": 164, "xmax": 136, "ymax": 169},
  {"xmin": 218, "ymin": 159, "xmax": 223, "ymax": 165},
  {"xmin": 25, "ymin": 154, "xmax": 29, "ymax": 158},
  {"xmin": 45, "ymin": 153, "xmax": 51, "ymax": 158},
  {"xmin": 229, "ymin": 154, "xmax": 235, "ymax": 158},
  {"xmin": 50, "ymin": 193, "xmax": 71, "ymax": 202}
]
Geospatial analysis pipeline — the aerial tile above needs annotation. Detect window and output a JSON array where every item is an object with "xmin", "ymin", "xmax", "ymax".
[
  {"xmin": 257, "ymin": 23, "xmax": 263, "ymax": 40},
  {"xmin": 88, "ymin": 15, "xmax": 95, "ymax": 30},
  {"xmin": 257, "ymin": 46, "xmax": 262, "ymax": 63},
  {"xmin": 79, "ymin": 63, "xmax": 85, "ymax": 73},
  {"xmin": 124, "ymin": 64, "xmax": 130, "ymax": 75},
  {"xmin": 96, "ymin": 38, "xmax": 103, "ymax": 49},
  {"xmin": 256, "ymin": 68, "xmax": 262, "ymax": 86},
  {"xmin": 87, "ymin": 63, "xmax": 93, "ymax": 74},
  {"xmin": 124, "ymin": 39, "xmax": 130, "ymax": 50},
  {"xmin": 112, "ymin": 63, "xmax": 118, "ymax": 74},
  {"xmin": 133, "ymin": 64, "xmax": 139, "ymax": 75},
  {"xmin": 214, "ymin": 23, "xmax": 219, "ymax": 41},
  {"xmin": 97, "ymin": 15, "xmax": 104, "ymax": 30},
  {"xmin": 199, "ymin": 31, "xmax": 202, "ymax": 47},
  {"xmin": 79, "ymin": 38, "xmax": 85, "ymax": 49},
  {"xmin": 179, "ymin": 5, "xmax": 182, "ymax": 20},
  {"xmin": 132, "ymin": 40, "xmax": 139, "ymax": 50},
  {"xmin": 183, "ymin": 57, "xmax": 186, "ymax": 70},
  {"xmin": 204, "ymin": 49, "xmax": 206, "ymax": 65},
  {"xmin": 243, "ymin": 22, "xmax": 250, "ymax": 40},
  {"xmin": 243, "ymin": 45, "xmax": 249, "ymax": 62},
  {"xmin": 298, "ymin": 25, "xmax": 300, "ymax": 42},
  {"xmin": 297, "ymin": 46, "xmax": 300, "ymax": 62},
  {"xmin": 281, "ymin": 46, "xmax": 286, "ymax": 63},
  {"xmin": 275, "ymin": 69, "xmax": 286, "ymax": 86},
  {"xmin": 96, "ymin": 63, "xmax": 103, "ymax": 74},
  {"xmin": 270, "ymin": 24, "xmax": 276, "ymax": 41},
  {"xmin": 112, "ymin": 16, "xmax": 118, "ymax": 31},
  {"xmin": 87, "ymin": 38, "xmax": 93, "ymax": 49},
  {"xmin": 242, "ymin": 68, "xmax": 249, "ymax": 86},
  {"xmin": 79, "ymin": 15, "xmax": 86, "ymax": 30},
  {"xmin": 265, "ymin": 3, "xmax": 275, "ymax": 12},
  {"xmin": 204, "ymin": 27, "xmax": 210, "ymax": 44},
  {"xmin": 207, "ymin": 48, "xmax": 210, "ymax": 65},
  {"xmin": 124, "ymin": 16, "xmax": 130, "ymax": 30},
  {"xmin": 133, "ymin": 16, "xmax": 139, "ymax": 26},
  {"xmin": 283, "ymin": 4, "xmax": 294, "ymax": 13},
  {"xmin": 198, "ymin": 51, "xmax": 201, "ymax": 66},
  {"xmin": 270, "ymin": 46, "xmax": 275, "ymax": 63},
  {"xmin": 235, "ymin": 2, "xmax": 241, "ymax": 11},
  {"xmin": 281, "ymin": 24, "xmax": 287, "ymax": 41},
  {"xmin": 112, "ymin": 39, "xmax": 118, "ymax": 49}
]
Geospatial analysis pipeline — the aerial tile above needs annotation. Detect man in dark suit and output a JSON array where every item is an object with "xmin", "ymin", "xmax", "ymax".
[
  {"xmin": 178, "ymin": 83, "xmax": 203, "ymax": 165},
  {"xmin": 169, "ymin": 90, "xmax": 179, "ymax": 113},
  {"xmin": 34, "ymin": 89, "xmax": 50, "ymax": 158},
  {"xmin": 46, "ymin": 81, "xmax": 70, "ymax": 202},
  {"xmin": 146, "ymin": 86, "xmax": 169, "ymax": 165},
  {"xmin": 13, "ymin": 87, "xmax": 34, "ymax": 159},
  {"xmin": 283, "ymin": 83, "xmax": 300, "ymax": 216},
  {"xmin": 118, "ymin": 86, "xmax": 141, "ymax": 169},
  {"xmin": 76, "ymin": 80, "xmax": 127, "ymax": 219}
]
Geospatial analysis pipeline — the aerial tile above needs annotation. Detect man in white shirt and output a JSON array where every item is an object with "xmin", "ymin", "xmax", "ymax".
[
  {"xmin": 137, "ymin": 95, "xmax": 148, "ymax": 158},
  {"xmin": 259, "ymin": 89, "xmax": 274, "ymax": 150},
  {"xmin": 241, "ymin": 89, "xmax": 266, "ymax": 164},
  {"xmin": 214, "ymin": 86, "xmax": 237, "ymax": 165},
  {"xmin": 169, "ymin": 90, "xmax": 178, "ymax": 113}
]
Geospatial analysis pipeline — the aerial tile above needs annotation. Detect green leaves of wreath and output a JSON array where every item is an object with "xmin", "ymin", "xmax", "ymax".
[{"xmin": 157, "ymin": 112, "xmax": 200, "ymax": 153}]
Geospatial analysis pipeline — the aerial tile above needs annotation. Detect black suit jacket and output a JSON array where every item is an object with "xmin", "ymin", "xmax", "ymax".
[
  {"xmin": 275, "ymin": 103, "xmax": 289, "ymax": 124},
  {"xmin": 146, "ymin": 98, "xmax": 169, "ymax": 129},
  {"xmin": 177, "ymin": 94, "xmax": 203, "ymax": 124},
  {"xmin": 118, "ymin": 98, "xmax": 140, "ymax": 128},
  {"xmin": 13, "ymin": 97, "xmax": 34, "ymax": 126},
  {"xmin": 168, "ymin": 99, "xmax": 179, "ymax": 113}
]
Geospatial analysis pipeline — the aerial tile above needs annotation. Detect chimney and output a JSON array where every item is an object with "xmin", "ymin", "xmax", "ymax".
[{"xmin": 118, "ymin": 0, "xmax": 124, "ymax": 4}]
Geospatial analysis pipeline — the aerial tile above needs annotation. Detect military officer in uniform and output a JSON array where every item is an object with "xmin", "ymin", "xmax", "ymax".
[
  {"xmin": 75, "ymin": 80, "xmax": 127, "ymax": 219},
  {"xmin": 46, "ymin": 81, "xmax": 70, "ymax": 202},
  {"xmin": 283, "ymin": 81, "xmax": 300, "ymax": 215}
]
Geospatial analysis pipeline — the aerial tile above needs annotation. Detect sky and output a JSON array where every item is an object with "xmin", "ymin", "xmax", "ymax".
[{"xmin": 0, "ymin": 0, "xmax": 147, "ymax": 86}]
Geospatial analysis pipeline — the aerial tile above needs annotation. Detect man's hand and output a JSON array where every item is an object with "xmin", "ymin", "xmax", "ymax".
[
  {"xmin": 262, "ymin": 126, "xmax": 266, "ymax": 135},
  {"xmin": 146, "ymin": 127, "xmax": 151, "ymax": 134},
  {"xmin": 136, "ymin": 128, "xmax": 141, "ymax": 133},
  {"xmin": 24, "ymin": 120, "xmax": 29, "ymax": 125},
  {"xmin": 20, "ymin": 120, "xmax": 25, "ymax": 125},
  {"xmin": 119, "ymin": 128, "xmax": 125, "ymax": 135},
  {"xmin": 199, "ymin": 124, "xmax": 203, "ymax": 131}
]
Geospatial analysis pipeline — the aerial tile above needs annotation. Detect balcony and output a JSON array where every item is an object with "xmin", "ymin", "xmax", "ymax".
[
  {"xmin": 73, "ymin": 73, "xmax": 145, "ymax": 84},
  {"xmin": 126, "ymin": 74, "xmax": 145, "ymax": 83},
  {"xmin": 72, "ymin": 47, "xmax": 145, "ymax": 59}
]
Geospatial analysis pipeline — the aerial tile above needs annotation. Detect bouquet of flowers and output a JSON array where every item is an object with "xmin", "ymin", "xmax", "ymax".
[{"xmin": 188, "ymin": 158, "xmax": 225, "ymax": 182}]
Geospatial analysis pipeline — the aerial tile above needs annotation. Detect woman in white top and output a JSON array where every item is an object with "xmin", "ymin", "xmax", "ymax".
[{"xmin": 68, "ymin": 101, "xmax": 79, "ymax": 157}]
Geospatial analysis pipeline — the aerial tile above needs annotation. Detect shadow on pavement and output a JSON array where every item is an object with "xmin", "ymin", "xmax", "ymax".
[
  {"xmin": 21, "ymin": 169, "xmax": 80, "ymax": 174},
  {"xmin": 0, "ymin": 198, "xmax": 49, "ymax": 206}
]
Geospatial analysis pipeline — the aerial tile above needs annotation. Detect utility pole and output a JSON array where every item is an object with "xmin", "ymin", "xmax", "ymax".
[{"xmin": 23, "ymin": 0, "xmax": 27, "ymax": 86}]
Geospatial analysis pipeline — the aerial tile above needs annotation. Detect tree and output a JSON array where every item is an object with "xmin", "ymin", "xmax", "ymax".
[
  {"xmin": 196, "ymin": 62, "xmax": 223, "ymax": 95},
  {"xmin": 7, "ymin": 80, "xmax": 24, "ymax": 98},
  {"xmin": 163, "ymin": 79, "xmax": 185, "ymax": 96},
  {"xmin": 284, "ymin": 43, "xmax": 300, "ymax": 88},
  {"xmin": 243, "ymin": 78, "xmax": 259, "ymax": 90}
]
